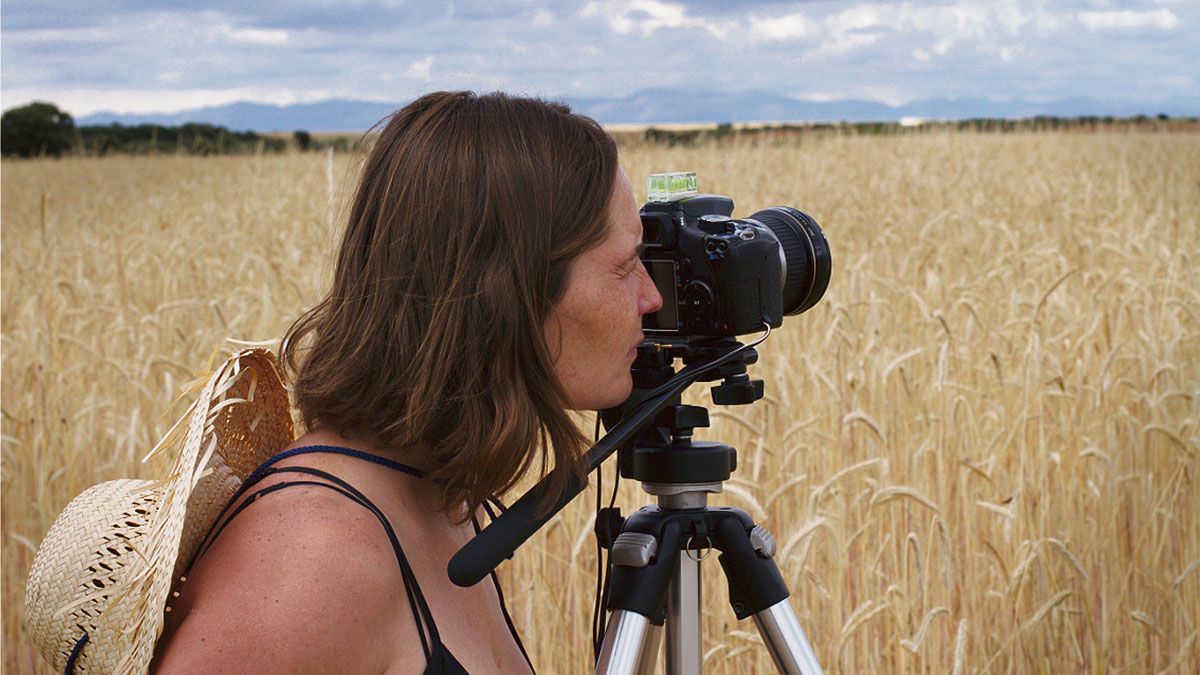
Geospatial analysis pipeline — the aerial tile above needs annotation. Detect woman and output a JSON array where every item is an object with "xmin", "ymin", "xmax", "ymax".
[{"xmin": 154, "ymin": 91, "xmax": 663, "ymax": 673}]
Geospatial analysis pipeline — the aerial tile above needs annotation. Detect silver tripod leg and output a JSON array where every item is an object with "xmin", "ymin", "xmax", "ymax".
[
  {"xmin": 750, "ymin": 599, "xmax": 824, "ymax": 675},
  {"xmin": 596, "ymin": 610, "xmax": 663, "ymax": 675},
  {"xmin": 665, "ymin": 553, "xmax": 702, "ymax": 674}
]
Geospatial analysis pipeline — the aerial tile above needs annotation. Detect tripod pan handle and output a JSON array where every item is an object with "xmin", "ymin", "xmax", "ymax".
[{"xmin": 448, "ymin": 470, "xmax": 587, "ymax": 586}]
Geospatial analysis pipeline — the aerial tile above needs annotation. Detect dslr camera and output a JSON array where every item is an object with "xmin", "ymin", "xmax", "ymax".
[{"xmin": 639, "ymin": 173, "xmax": 831, "ymax": 337}]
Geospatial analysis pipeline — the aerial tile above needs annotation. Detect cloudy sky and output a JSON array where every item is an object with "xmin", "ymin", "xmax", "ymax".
[{"xmin": 2, "ymin": 0, "xmax": 1197, "ymax": 117}]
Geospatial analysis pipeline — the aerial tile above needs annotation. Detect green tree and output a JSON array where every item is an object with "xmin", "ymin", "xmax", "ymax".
[
  {"xmin": 1, "ymin": 101, "xmax": 76, "ymax": 157},
  {"xmin": 294, "ymin": 130, "xmax": 313, "ymax": 151}
]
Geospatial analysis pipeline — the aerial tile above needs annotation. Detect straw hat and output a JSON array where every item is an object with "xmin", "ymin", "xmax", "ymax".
[{"xmin": 24, "ymin": 348, "xmax": 295, "ymax": 674}]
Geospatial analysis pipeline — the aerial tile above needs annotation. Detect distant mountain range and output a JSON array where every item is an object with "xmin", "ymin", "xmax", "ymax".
[{"xmin": 76, "ymin": 88, "xmax": 1200, "ymax": 132}]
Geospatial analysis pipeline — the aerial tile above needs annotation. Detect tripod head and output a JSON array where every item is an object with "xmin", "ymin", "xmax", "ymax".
[
  {"xmin": 448, "ymin": 326, "xmax": 772, "ymax": 587},
  {"xmin": 600, "ymin": 336, "xmax": 763, "ymax": 509}
]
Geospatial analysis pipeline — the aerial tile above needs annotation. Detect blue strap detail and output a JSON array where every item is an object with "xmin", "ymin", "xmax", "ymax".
[
  {"xmin": 65, "ymin": 631, "xmax": 88, "ymax": 674},
  {"xmin": 251, "ymin": 445, "xmax": 427, "ymax": 481}
]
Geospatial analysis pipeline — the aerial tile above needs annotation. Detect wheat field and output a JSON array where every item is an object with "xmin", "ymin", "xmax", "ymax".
[{"xmin": 3, "ymin": 130, "xmax": 1198, "ymax": 673}]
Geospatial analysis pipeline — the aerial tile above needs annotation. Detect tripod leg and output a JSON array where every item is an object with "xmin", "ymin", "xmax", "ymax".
[
  {"xmin": 637, "ymin": 622, "xmax": 664, "ymax": 675},
  {"xmin": 665, "ymin": 553, "xmax": 702, "ymax": 674},
  {"xmin": 597, "ymin": 611, "xmax": 662, "ymax": 675},
  {"xmin": 597, "ymin": 521, "xmax": 683, "ymax": 674},
  {"xmin": 715, "ymin": 517, "xmax": 824, "ymax": 675},
  {"xmin": 751, "ymin": 599, "xmax": 823, "ymax": 675}
]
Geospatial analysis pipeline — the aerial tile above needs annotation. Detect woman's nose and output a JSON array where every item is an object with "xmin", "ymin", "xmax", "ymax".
[{"xmin": 639, "ymin": 266, "xmax": 664, "ymax": 315}]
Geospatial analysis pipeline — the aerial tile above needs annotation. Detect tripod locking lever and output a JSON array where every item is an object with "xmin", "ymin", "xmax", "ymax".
[
  {"xmin": 750, "ymin": 524, "xmax": 778, "ymax": 559},
  {"xmin": 610, "ymin": 533, "xmax": 658, "ymax": 568}
]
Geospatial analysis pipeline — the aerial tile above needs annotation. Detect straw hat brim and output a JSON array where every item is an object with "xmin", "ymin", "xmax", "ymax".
[{"xmin": 24, "ymin": 348, "xmax": 294, "ymax": 674}]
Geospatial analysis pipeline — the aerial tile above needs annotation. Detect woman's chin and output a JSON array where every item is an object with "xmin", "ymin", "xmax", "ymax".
[
  {"xmin": 608, "ymin": 377, "xmax": 635, "ymax": 409},
  {"xmin": 585, "ymin": 383, "xmax": 633, "ymax": 412}
]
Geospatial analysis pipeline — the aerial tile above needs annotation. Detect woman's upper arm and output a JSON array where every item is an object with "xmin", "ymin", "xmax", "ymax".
[{"xmin": 154, "ymin": 483, "xmax": 415, "ymax": 674}]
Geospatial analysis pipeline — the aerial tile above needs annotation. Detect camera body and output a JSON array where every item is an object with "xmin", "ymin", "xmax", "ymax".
[{"xmin": 640, "ymin": 195, "xmax": 785, "ymax": 337}]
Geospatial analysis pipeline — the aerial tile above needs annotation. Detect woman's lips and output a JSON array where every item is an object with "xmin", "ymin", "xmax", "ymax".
[{"xmin": 629, "ymin": 335, "xmax": 645, "ymax": 357}]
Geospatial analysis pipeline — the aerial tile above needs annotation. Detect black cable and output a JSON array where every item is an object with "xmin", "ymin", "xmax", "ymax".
[
  {"xmin": 591, "ymin": 411, "xmax": 623, "ymax": 660},
  {"xmin": 599, "ymin": 450, "xmax": 620, "ymax": 650},
  {"xmin": 590, "ymin": 413, "xmax": 605, "ymax": 658}
]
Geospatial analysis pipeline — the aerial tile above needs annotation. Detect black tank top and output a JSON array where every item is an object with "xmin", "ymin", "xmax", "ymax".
[{"xmin": 188, "ymin": 445, "xmax": 536, "ymax": 674}]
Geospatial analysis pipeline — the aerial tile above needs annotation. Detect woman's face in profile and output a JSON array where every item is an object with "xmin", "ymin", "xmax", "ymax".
[{"xmin": 544, "ymin": 168, "xmax": 664, "ymax": 411}]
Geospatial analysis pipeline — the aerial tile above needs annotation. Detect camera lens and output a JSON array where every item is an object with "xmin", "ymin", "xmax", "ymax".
[{"xmin": 747, "ymin": 207, "xmax": 831, "ymax": 316}]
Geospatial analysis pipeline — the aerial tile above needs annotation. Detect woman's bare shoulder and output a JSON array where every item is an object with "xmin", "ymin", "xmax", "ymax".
[{"xmin": 154, "ymin": 472, "xmax": 423, "ymax": 674}]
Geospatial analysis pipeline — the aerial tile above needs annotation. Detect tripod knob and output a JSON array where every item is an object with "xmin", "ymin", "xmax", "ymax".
[
  {"xmin": 658, "ymin": 404, "xmax": 709, "ymax": 430},
  {"xmin": 595, "ymin": 507, "xmax": 625, "ymax": 549},
  {"xmin": 711, "ymin": 375, "xmax": 764, "ymax": 405}
]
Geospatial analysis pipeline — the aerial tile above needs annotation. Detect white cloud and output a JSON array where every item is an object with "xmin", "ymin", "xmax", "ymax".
[
  {"xmin": 157, "ymin": 71, "xmax": 183, "ymax": 83},
  {"xmin": 441, "ymin": 70, "xmax": 508, "ymax": 90},
  {"xmin": 1, "ymin": 26, "xmax": 118, "ymax": 45},
  {"xmin": 826, "ymin": 5, "xmax": 884, "ymax": 35},
  {"xmin": 404, "ymin": 56, "xmax": 433, "ymax": 81},
  {"xmin": 810, "ymin": 4, "xmax": 886, "ymax": 58},
  {"xmin": 532, "ymin": 9, "xmax": 554, "ymax": 27},
  {"xmin": 1027, "ymin": 8, "xmax": 1065, "ymax": 34},
  {"xmin": 810, "ymin": 31, "xmax": 881, "ymax": 59},
  {"xmin": 998, "ymin": 44, "xmax": 1024, "ymax": 62},
  {"xmin": 750, "ymin": 4, "xmax": 888, "ymax": 59},
  {"xmin": 703, "ymin": 2, "xmax": 1082, "ymax": 64},
  {"xmin": 797, "ymin": 84, "xmax": 914, "ymax": 106},
  {"xmin": 858, "ymin": 85, "xmax": 912, "ymax": 107},
  {"xmin": 747, "ymin": 11, "xmax": 809, "ymax": 40},
  {"xmin": 580, "ymin": 0, "xmax": 728, "ymax": 38},
  {"xmin": 1077, "ymin": 9, "xmax": 1179, "ymax": 31},
  {"xmin": 893, "ymin": 3, "xmax": 996, "ymax": 55},
  {"xmin": 220, "ymin": 25, "xmax": 290, "ymax": 46}
]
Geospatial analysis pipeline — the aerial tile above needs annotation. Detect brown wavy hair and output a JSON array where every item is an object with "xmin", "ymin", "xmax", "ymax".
[{"xmin": 281, "ymin": 91, "xmax": 617, "ymax": 520}]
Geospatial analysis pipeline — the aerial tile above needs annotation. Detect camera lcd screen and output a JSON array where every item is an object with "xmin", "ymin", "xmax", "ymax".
[{"xmin": 643, "ymin": 259, "xmax": 678, "ymax": 331}]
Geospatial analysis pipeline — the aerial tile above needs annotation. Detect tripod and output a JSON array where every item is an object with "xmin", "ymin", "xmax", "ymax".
[
  {"xmin": 592, "ymin": 338, "xmax": 823, "ymax": 674},
  {"xmin": 447, "ymin": 330, "xmax": 823, "ymax": 674}
]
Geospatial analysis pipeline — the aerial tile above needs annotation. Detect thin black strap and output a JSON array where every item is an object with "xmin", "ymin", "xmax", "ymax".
[
  {"xmin": 190, "ymin": 470, "xmax": 442, "ymax": 659},
  {"xmin": 185, "ymin": 447, "xmax": 529, "ymax": 668},
  {"xmin": 252, "ymin": 445, "xmax": 427, "ymax": 479},
  {"xmin": 208, "ymin": 476, "xmax": 437, "ymax": 658},
  {"xmin": 64, "ymin": 631, "xmax": 88, "ymax": 674},
  {"xmin": 185, "ymin": 445, "xmax": 425, "ymax": 575},
  {"xmin": 244, "ymin": 466, "xmax": 441, "ymax": 640}
]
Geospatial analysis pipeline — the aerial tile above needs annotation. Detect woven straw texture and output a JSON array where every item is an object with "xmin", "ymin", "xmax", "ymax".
[{"xmin": 23, "ymin": 348, "xmax": 294, "ymax": 674}]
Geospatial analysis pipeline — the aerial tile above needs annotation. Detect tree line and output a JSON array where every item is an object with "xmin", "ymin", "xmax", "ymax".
[
  {"xmin": 1, "ymin": 101, "xmax": 346, "ymax": 158},
  {"xmin": 6, "ymin": 100, "xmax": 1194, "ymax": 157},
  {"xmin": 635, "ymin": 114, "xmax": 1193, "ymax": 146}
]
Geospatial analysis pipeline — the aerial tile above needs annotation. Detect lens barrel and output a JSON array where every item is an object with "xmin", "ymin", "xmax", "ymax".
[{"xmin": 748, "ymin": 207, "xmax": 831, "ymax": 316}]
